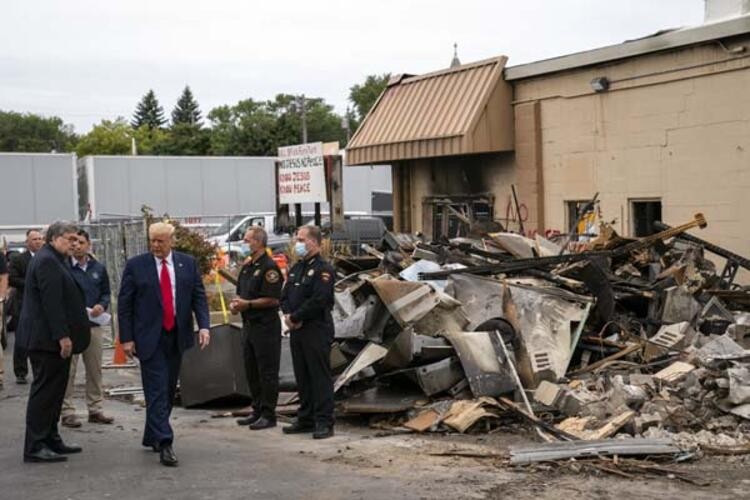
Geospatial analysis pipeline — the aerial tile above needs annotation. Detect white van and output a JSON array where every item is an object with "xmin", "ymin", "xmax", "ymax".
[{"xmin": 206, "ymin": 211, "xmax": 375, "ymax": 259}]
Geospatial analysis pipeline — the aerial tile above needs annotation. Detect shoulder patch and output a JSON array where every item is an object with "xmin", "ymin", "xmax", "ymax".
[
  {"xmin": 265, "ymin": 270, "xmax": 280, "ymax": 283},
  {"xmin": 321, "ymin": 271, "xmax": 332, "ymax": 283}
]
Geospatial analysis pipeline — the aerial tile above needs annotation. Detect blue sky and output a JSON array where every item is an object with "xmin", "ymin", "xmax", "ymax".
[{"xmin": 0, "ymin": 0, "xmax": 705, "ymax": 132}]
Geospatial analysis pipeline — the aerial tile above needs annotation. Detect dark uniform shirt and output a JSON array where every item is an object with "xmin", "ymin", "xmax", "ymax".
[
  {"xmin": 0, "ymin": 252, "xmax": 7, "ymax": 275},
  {"xmin": 280, "ymin": 253, "xmax": 335, "ymax": 325},
  {"xmin": 69, "ymin": 256, "xmax": 111, "ymax": 311},
  {"xmin": 236, "ymin": 252, "xmax": 283, "ymax": 322}
]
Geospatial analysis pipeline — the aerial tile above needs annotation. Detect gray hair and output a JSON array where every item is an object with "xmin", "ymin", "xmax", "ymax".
[
  {"xmin": 45, "ymin": 221, "xmax": 78, "ymax": 244},
  {"xmin": 247, "ymin": 226, "xmax": 268, "ymax": 247}
]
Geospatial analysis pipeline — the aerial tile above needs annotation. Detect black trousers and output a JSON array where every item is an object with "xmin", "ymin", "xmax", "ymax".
[
  {"xmin": 289, "ymin": 322, "xmax": 334, "ymax": 428},
  {"xmin": 243, "ymin": 316, "xmax": 281, "ymax": 420},
  {"xmin": 13, "ymin": 336, "xmax": 29, "ymax": 379},
  {"xmin": 24, "ymin": 351, "xmax": 71, "ymax": 455}
]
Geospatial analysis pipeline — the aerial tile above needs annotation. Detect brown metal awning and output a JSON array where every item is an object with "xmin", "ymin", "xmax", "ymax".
[{"xmin": 345, "ymin": 57, "xmax": 514, "ymax": 166}]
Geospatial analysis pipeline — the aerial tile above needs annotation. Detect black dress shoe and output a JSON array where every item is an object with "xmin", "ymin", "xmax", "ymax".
[
  {"xmin": 48, "ymin": 441, "xmax": 82, "ymax": 455},
  {"xmin": 236, "ymin": 413, "xmax": 261, "ymax": 426},
  {"xmin": 159, "ymin": 444, "xmax": 179, "ymax": 467},
  {"xmin": 248, "ymin": 417, "xmax": 276, "ymax": 430},
  {"xmin": 282, "ymin": 421, "xmax": 315, "ymax": 434},
  {"xmin": 24, "ymin": 446, "xmax": 67, "ymax": 463},
  {"xmin": 16, "ymin": 376, "xmax": 27, "ymax": 385},
  {"xmin": 313, "ymin": 425, "xmax": 334, "ymax": 440},
  {"xmin": 142, "ymin": 442, "xmax": 160, "ymax": 452}
]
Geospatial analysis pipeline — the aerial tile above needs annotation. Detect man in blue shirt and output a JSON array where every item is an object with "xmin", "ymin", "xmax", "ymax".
[{"xmin": 61, "ymin": 229, "xmax": 114, "ymax": 428}]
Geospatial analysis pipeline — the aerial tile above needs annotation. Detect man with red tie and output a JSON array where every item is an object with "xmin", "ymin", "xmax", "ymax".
[{"xmin": 118, "ymin": 222, "xmax": 210, "ymax": 467}]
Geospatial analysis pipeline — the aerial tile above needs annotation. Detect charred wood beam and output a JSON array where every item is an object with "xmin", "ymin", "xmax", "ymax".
[{"xmin": 418, "ymin": 251, "xmax": 612, "ymax": 280}]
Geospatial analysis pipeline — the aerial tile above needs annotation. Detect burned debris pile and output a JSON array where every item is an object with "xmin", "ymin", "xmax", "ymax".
[{"xmin": 328, "ymin": 212, "xmax": 750, "ymax": 472}]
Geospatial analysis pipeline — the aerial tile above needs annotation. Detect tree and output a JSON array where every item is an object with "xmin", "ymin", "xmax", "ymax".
[
  {"xmin": 349, "ymin": 73, "xmax": 390, "ymax": 124},
  {"xmin": 132, "ymin": 125, "xmax": 170, "ymax": 155},
  {"xmin": 207, "ymin": 94, "xmax": 346, "ymax": 156},
  {"xmin": 157, "ymin": 123, "xmax": 210, "ymax": 156},
  {"xmin": 171, "ymin": 86, "xmax": 203, "ymax": 127},
  {"xmin": 208, "ymin": 99, "xmax": 278, "ymax": 156},
  {"xmin": 0, "ymin": 111, "xmax": 77, "ymax": 152},
  {"xmin": 75, "ymin": 118, "xmax": 132, "ymax": 156},
  {"xmin": 131, "ymin": 89, "xmax": 166, "ymax": 129},
  {"xmin": 76, "ymin": 118, "xmax": 169, "ymax": 156}
]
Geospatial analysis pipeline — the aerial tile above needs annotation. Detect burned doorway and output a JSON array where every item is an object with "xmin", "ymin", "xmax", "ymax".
[{"xmin": 423, "ymin": 194, "xmax": 495, "ymax": 240}]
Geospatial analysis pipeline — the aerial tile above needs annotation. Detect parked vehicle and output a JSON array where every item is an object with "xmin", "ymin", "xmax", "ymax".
[{"xmin": 207, "ymin": 211, "xmax": 388, "ymax": 260}]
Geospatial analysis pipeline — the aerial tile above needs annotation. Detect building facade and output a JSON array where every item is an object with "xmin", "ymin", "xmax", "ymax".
[{"xmin": 346, "ymin": 12, "xmax": 750, "ymax": 262}]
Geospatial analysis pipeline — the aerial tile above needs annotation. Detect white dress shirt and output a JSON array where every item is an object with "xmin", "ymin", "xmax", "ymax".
[
  {"xmin": 71, "ymin": 256, "xmax": 89, "ymax": 272},
  {"xmin": 154, "ymin": 252, "xmax": 177, "ymax": 312}
]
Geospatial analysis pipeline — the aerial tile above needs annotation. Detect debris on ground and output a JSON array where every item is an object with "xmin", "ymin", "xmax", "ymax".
[{"xmin": 318, "ymin": 210, "xmax": 750, "ymax": 481}]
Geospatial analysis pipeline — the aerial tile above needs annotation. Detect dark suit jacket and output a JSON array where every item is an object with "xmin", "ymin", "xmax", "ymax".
[
  {"xmin": 18, "ymin": 244, "xmax": 91, "ymax": 354},
  {"xmin": 117, "ymin": 251, "xmax": 210, "ymax": 361},
  {"xmin": 9, "ymin": 250, "xmax": 32, "ymax": 319}
]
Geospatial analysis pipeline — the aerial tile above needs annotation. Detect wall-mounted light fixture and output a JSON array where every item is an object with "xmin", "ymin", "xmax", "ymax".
[{"xmin": 590, "ymin": 76, "xmax": 610, "ymax": 93}]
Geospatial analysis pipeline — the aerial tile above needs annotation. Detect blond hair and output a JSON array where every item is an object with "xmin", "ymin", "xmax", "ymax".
[{"xmin": 148, "ymin": 222, "xmax": 176, "ymax": 238}]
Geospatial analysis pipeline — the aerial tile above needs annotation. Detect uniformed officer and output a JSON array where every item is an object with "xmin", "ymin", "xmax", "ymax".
[
  {"xmin": 230, "ymin": 226, "xmax": 283, "ymax": 430},
  {"xmin": 280, "ymin": 225, "xmax": 335, "ymax": 439}
]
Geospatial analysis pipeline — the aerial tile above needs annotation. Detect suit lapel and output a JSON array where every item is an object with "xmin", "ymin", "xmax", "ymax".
[{"xmin": 173, "ymin": 252, "xmax": 184, "ymax": 313}]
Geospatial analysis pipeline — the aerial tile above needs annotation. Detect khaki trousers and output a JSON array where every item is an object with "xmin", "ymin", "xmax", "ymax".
[{"xmin": 62, "ymin": 325, "xmax": 104, "ymax": 416}]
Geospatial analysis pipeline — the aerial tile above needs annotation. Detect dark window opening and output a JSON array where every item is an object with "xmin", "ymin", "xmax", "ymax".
[{"xmin": 631, "ymin": 200, "xmax": 662, "ymax": 237}]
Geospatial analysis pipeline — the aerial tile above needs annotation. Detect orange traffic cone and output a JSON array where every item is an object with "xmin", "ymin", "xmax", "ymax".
[{"xmin": 113, "ymin": 336, "xmax": 128, "ymax": 365}]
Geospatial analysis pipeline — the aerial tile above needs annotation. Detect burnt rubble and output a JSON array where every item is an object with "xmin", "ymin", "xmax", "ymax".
[{"xmin": 327, "ymin": 212, "xmax": 750, "ymax": 459}]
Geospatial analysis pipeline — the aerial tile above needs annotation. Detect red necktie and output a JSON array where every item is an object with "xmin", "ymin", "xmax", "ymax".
[{"xmin": 160, "ymin": 259, "xmax": 175, "ymax": 331}]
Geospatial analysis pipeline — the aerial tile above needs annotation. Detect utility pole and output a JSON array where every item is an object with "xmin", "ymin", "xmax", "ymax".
[
  {"xmin": 341, "ymin": 106, "xmax": 351, "ymax": 143},
  {"xmin": 298, "ymin": 94, "xmax": 308, "ymax": 143}
]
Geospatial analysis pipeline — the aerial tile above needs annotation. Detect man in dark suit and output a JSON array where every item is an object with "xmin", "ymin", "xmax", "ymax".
[
  {"xmin": 20, "ymin": 221, "xmax": 91, "ymax": 463},
  {"xmin": 118, "ymin": 222, "xmax": 210, "ymax": 467},
  {"xmin": 0, "ymin": 251, "xmax": 7, "ymax": 391},
  {"xmin": 9, "ymin": 229, "xmax": 44, "ymax": 384}
]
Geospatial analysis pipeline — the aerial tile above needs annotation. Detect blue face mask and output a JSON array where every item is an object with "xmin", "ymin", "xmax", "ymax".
[
  {"xmin": 239, "ymin": 242, "xmax": 250, "ymax": 256},
  {"xmin": 294, "ymin": 241, "xmax": 307, "ymax": 258}
]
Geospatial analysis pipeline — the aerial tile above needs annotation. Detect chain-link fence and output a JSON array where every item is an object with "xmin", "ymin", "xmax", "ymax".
[{"xmin": 81, "ymin": 219, "xmax": 148, "ymax": 294}]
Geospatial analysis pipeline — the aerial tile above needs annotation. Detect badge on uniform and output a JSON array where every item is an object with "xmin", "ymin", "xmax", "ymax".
[
  {"xmin": 253, "ymin": 269, "xmax": 261, "ymax": 276},
  {"xmin": 307, "ymin": 269, "xmax": 315, "ymax": 277},
  {"xmin": 92, "ymin": 272, "xmax": 99, "ymax": 280},
  {"xmin": 321, "ymin": 271, "xmax": 331, "ymax": 283},
  {"xmin": 265, "ymin": 270, "xmax": 280, "ymax": 283}
]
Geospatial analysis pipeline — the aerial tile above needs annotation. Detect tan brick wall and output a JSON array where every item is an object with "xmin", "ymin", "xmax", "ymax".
[{"xmin": 513, "ymin": 39, "xmax": 750, "ymax": 269}]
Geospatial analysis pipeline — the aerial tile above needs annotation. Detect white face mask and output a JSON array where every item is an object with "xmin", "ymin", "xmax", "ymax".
[{"xmin": 294, "ymin": 241, "xmax": 307, "ymax": 258}]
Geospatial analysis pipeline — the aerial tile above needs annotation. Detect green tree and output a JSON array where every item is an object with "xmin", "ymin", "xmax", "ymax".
[
  {"xmin": 349, "ymin": 73, "xmax": 390, "ymax": 124},
  {"xmin": 76, "ymin": 118, "xmax": 132, "ymax": 156},
  {"xmin": 76, "ymin": 119, "xmax": 169, "ymax": 156},
  {"xmin": 132, "ymin": 125, "xmax": 170, "ymax": 154},
  {"xmin": 157, "ymin": 123, "xmax": 210, "ymax": 156},
  {"xmin": 269, "ymin": 94, "xmax": 346, "ymax": 147},
  {"xmin": 208, "ymin": 99, "xmax": 278, "ymax": 156},
  {"xmin": 131, "ymin": 89, "xmax": 166, "ymax": 129},
  {"xmin": 0, "ymin": 111, "xmax": 77, "ymax": 152},
  {"xmin": 207, "ymin": 94, "xmax": 346, "ymax": 156},
  {"xmin": 171, "ymin": 86, "xmax": 203, "ymax": 127}
]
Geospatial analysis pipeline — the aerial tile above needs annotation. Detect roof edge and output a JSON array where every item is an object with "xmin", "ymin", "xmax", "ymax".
[{"xmin": 505, "ymin": 15, "xmax": 750, "ymax": 80}]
